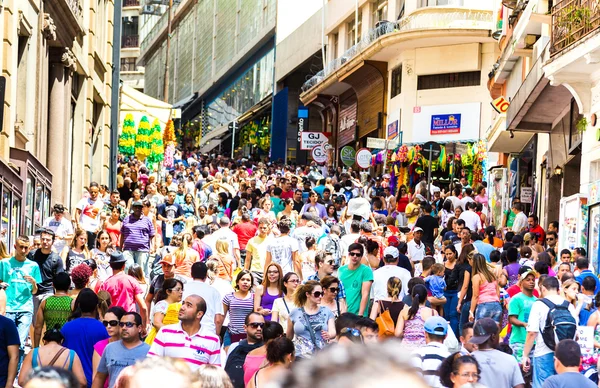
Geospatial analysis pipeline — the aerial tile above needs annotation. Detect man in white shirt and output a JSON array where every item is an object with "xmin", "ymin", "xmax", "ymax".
[
  {"xmin": 182, "ymin": 262, "xmax": 224, "ymax": 335},
  {"xmin": 372, "ymin": 247, "xmax": 411, "ymax": 301},
  {"xmin": 446, "ymin": 187, "xmax": 462, "ymax": 211},
  {"xmin": 74, "ymin": 182, "xmax": 104, "ymax": 249},
  {"xmin": 511, "ymin": 203, "xmax": 528, "ymax": 233},
  {"xmin": 43, "ymin": 204, "xmax": 74, "ymax": 254},
  {"xmin": 522, "ymin": 276, "xmax": 577, "ymax": 388},
  {"xmin": 459, "ymin": 187, "xmax": 475, "ymax": 210},
  {"xmin": 340, "ymin": 220, "xmax": 361, "ymax": 264},
  {"xmin": 210, "ymin": 217, "xmax": 241, "ymax": 266},
  {"xmin": 459, "ymin": 202, "xmax": 482, "ymax": 232},
  {"xmin": 407, "ymin": 227, "xmax": 426, "ymax": 264}
]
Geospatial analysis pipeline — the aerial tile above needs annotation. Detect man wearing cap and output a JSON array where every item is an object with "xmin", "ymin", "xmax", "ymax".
[
  {"xmin": 372, "ymin": 246, "xmax": 410, "ymax": 301},
  {"xmin": 410, "ymin": 316, "xmax": 450, "ymax": 387},
  {"xmin": 43, "ymin": 204, "xmax": 74, "ymax": 254},
  {"xmin": 120, "ymin": 200, "xmax": 155, "ymax": 273},
  {"xmin": 407, "ymin": 227, "xmax": 426, "ymax": 264},
  {"xmin": 99, "ymin": 251, "xmax": 148, "ymax": 331},
  {"xmin": 508, "ymin": 268, "xmax": 537, "ymax": 362},
  {"xmin": 471, "ymin": 318, "xmax": 525, "ymax": 388}
]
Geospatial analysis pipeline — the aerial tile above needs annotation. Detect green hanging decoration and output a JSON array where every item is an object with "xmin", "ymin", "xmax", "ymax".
[
  {"xmin": 147, "ymin": 119, "xmax": 164, "ymax": 165},
  {"xmin": 135, "ymin": 116, "xmax": 152, "ymax": 161},
  {"xmin": 118, "ymin": 114, "xmax": 136, "ymax": 156}
]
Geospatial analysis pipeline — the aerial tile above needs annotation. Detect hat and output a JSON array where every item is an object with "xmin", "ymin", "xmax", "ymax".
[
  {"xmin": 159, "ymin": 254, "xmax": 176, "ymax": 266},
  {"xmin": 387, "ymin": 235, "xmax": 400, "ymax": 247},
  {"xmin": 469, "ymin": 318, "xmax": 498, "ymax": 344},
  {"xmin": 413, "ymin": 227, "xmax": 424, "ymax": 233},
  {"xmin": 424, "ymin": 316, "xmax": 448, "ymax": 336},
  {"xmin": 383, "ymin": 246, "xmax": 399, "ymax": 259},
  {"xmin": 109, "ymin": 251, "xmax": 127, "ymax": 264},
  {"xmin": 131, "ymin": 200, "xmax": 143, "ymax": 207},
  {"xmin": 383, "ymin": 174, "xmax": 391, "ymax": 179}
]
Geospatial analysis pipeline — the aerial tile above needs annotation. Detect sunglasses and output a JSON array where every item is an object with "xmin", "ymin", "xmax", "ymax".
[
  {"xmin": 340, "ymin": 327, "xmax": 362, "ymax": 337},
  {"xmin": 103, "ymin": 320, "xmax": 119, "ymax": 327},
  {"xmin": 546, "ymin": 238, "xmax": 555, "ymax": 241},
  {"xmin": 312, "ymin": 291, "xmax": 324, "ymax": 298},
  {"xmin": 328, "ymin": 287, "xmax": 339, "ymax": 293},
  {"xmin": 119, "ymin": 322, "xmax": 137, "ymax": 328},
  {"xmin": 348, "ymin": 252, "xmax": 361, "ymax": 257},
  {"xmin": 247, "ymin": 322, "xmax": 264, "ymax": 329},
  {"xmin": 287, "ymin": 279, "xmax": 300, "ymax": 283}
]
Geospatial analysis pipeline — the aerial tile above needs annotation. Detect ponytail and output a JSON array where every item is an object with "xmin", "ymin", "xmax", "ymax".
[
  {"xmin": 485, "ymin": 226, "xmax": 496, "ymax": 246},
  {"xmin": 407, "ymin": 284, "xmax": 427, "ymax": 320},
  {"xmin": 293, "ymin": 280, "xmax": 320, "ymax": 307},
  {"xmin": 387, "ymin": 277, "xmax": 401, "ymax": 301}
]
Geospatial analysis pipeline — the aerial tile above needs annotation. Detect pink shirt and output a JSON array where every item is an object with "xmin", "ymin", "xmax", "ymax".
[
  {"xmin": 99, "ymin": 272, "xmax": 142, "ymax": 312},
  {"xmin": 244, "ymin": 354, "xmax": 266, "ymax": 386},
  {"xmin": 93, "ymin": 339, "xmax": 110, "ymax": 388}
]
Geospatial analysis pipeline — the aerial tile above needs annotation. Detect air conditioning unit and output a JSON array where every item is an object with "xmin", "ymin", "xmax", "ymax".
[{"xmin": 141, "ymin": 5, "xmax": 155, "ymax": 14}]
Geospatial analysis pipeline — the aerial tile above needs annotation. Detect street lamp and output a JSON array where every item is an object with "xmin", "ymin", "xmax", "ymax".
[{"xmin": 554, "ymin": 165, "xmax": 563, "ymax": 176}]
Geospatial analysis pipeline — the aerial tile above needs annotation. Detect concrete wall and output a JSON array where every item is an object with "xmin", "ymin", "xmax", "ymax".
[{"xmin": 276, "ymin": 0, "xmax": 322, "ymax": 44}]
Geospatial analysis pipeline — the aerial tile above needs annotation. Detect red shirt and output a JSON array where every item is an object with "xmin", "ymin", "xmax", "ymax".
[
  {"xmin": 507, "ymin": 284, "xmax": 539, "ymax": 298},
  {"xmin": 232, "ymin": 221, "xmax": 258, "ymax": 250},
  {"xmin": 281, "ymin": 190, "xmax": 294, "ymax": 200},
  {"xmin": 529, "ymin": 225, "xmax": 546, "ymax": 244}
]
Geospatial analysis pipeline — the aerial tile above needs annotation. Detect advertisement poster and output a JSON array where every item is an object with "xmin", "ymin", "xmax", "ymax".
[
  {"xmin": 412, "ymin": 102, "xmax": 481, "ymax": 143},
  {"xmin": 387, "ymin": 120, "xmax": 398, "ymax": 140},
  {"xmin": 430, "ymin": 114, "xmax": 461, "ymax": 135}
]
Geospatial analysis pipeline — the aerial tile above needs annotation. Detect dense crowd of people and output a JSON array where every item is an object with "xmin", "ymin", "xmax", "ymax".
[{"xmin": 0, "ymin": 152, "xmax": 598, "ymax": 388}]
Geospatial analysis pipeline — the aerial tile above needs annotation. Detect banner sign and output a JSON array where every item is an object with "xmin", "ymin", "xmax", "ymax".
[{"xmin": 431, "ymin": 114, "xmax": 461, "ymax": 135}]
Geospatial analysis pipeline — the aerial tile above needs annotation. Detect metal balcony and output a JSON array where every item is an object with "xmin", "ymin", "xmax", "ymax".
[
  {"xmin": 551, "ymin": 0, "xmax": 600, "ymax": 56},
  {"xmin": 122, "ymin": 35, "xmax": 139, "ymax": 48},
  {"xmin": 123, "ymin": 0, "xmax": 140, "ymax": 6}
]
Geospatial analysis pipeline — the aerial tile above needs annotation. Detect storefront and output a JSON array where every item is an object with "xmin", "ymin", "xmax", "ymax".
[
  {"xmin": 0, "ymin": 158, "xmax": 23, "ymax": 248},
  {"xmin": 10, "ymin": 148, "xmax": 52, "ymax": 237}
]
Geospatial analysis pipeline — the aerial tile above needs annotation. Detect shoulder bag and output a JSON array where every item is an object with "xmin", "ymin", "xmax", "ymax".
[{"xmin": 375, "ymin": 300, "xmax": 395, "ymax": 338}]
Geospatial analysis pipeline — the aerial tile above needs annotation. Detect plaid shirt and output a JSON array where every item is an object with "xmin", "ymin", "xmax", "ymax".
[
  {"xmin": 103, "ymin": 203, "xmax": 127, "ymax": 221},
  {"xmin": 307, "ymin": 273, "xmax": 346, "ymax": 299}
]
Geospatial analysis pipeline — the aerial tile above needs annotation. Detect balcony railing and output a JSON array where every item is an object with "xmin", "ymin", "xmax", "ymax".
[
  {"xmin": 123, "ymin": 0, "xmax": 140, "ymax": 6},
  {"xmin": 301, "ymin": 9, "xmax": 493, "ymax": 93},
  {"xmin": 65, "ymin": 0, "xmax": 84, "ymax": 25},
  {"xmin": 551, "ymin": 0, "xmax": 600, "ymax": 56},
  {"xmin": 122, "ymin": 35, "xmax": 139, "ymax": 48}
]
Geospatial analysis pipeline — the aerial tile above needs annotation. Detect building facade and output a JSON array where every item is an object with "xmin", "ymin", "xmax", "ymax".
[
  {"xmin": 0, "ymin": 0, "xmax": 115, "ymax": 244},
  {"xmin": 122, "ymin": 0, "xmax": 144, "ymax": 90}
]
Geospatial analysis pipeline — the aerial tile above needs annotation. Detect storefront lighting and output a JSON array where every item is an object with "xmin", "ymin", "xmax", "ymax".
[{"xmin": 554, "ymin": 166, "xmax": 563, "ymax": 176}]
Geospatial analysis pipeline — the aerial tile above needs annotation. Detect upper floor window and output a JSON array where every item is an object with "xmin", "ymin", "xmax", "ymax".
[
  {"xmin": 347, "ymin": 13, "xmax": 362, "ymax": 48},
  {"xmin": 391, "ymin": 65, "xmax": 402, "ymax": 97},
  {"xmin": 372, "ymin": 0, "xmax": 388, "ymax": 27},
  {"xmin": 417, "ymin": 71, "xmax": 481, "ymax": 90}
]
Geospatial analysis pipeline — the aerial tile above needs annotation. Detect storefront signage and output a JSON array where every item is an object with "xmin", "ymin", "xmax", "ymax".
[
  {"xmin": 311, "ymin": 145, "xmax": 328, "ymax": 164},
  {"xmin": 431, "ymin": 114, "xmax": 461, "ymax": 135},
  {"xmin": 366, "ymin": 137, "xmax": 399, "ymax": 149},
  {"xmin": 338, "ymin": 97, "xmax": 357, "ymax": 147},
  {"xmin": 578, "ymin": 326, "xmax": 594, "ymax": 357},
  {"xmin": 297, "ymin": 106, "xmax": 309, "ymax": 142},
  {"xmin": 355, "ymin": 148, "xmax": 372, "ymax": 169},
  {"xmin": 412, "ymin": 102, "xmax": 481, "ymax": 143},
  {"xmin": 341, "ymin": 146, "xmax": 356, "ymax": 167},
  {"xmin": 520, "ymin": 187, "xmax": 533, "ymax": 204},
  {"xmin": 491, "ymin": 96, "xmax": 510, "ymax": 114},
  {"xmin": 387, "ymin": 120, "xmax": 398, "ymax": 140},
  {"xmin": 300, "ymin": 132, "xmax": 328, "ymax": 150}
]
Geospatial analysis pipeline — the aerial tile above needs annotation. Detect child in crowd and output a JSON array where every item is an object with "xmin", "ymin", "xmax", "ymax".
[{"xmin": 425, "ymin": 263, "xmax": 447, "ymax": 315}]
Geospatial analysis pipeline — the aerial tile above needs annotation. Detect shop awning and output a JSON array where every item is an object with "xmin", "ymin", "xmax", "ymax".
[{"xmin": 119, "ymin": 85, "xmax": 173, "ymax": 127}]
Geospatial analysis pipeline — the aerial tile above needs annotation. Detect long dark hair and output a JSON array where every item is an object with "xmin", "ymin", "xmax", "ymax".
[
  {"xmin": 485, "ymin": 225, "xmax": 497, "ymax": 246},
  {"xmin": 407, "ymin": 284, "xmax": 427, "ymax": 320}
]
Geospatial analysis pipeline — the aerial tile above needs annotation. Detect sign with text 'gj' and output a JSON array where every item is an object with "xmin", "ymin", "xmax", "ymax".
[{"xmin": 300, "ymin": 132, "xmax": 328, "ymax": 150}]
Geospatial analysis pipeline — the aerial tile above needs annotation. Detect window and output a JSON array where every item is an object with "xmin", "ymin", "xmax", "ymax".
[
  {"xmin": 347, "ymin": 14, "xmax": 362, "ymax": 48},
  {"xmin": 391, "ymin": 65, "xmax": 402, "ymax": 97},
  {"xmin": 333, "ymin": 33, "xmax": 339, "ymax": 60},
  {"xmin": 121, "ymin": 58, "xmax": 137, "ymax": 72},
  {"xmin": 417, "ymin": 71, "xmax": 481, "ymax": 90},
  {"xmin": 372, "ymin": 0, "xmax": 388, "ymax": 27}
]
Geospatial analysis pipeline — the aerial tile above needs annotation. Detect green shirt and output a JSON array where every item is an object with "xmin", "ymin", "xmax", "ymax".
[
  {"xmin": 508, "ymin": 292, "xmax": 537, "ymax": 355},
  {"xmin": 0, "ymin": 257, "xmax": 42, "ymax": 313},
  {"xmin": 505, "ymin": 210, "xmax": 516, "ymax": 228},
  {"xmin": 271, "ymin": 197, "xmax": 284, "ymax": 217},
  {"xmin": 338, "ymin": 264, "xmax": 373, "ymax": 317}
]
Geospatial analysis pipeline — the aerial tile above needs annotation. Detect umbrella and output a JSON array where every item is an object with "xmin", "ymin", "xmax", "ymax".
[{"xmin": 347, "ymin": 197, "xmax": 371, "ymax": 220}]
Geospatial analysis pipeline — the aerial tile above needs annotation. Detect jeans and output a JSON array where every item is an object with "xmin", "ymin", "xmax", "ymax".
[
  {"xmin": 458, "ymin": 301, "xmax": 471, "ymax": 336},
  {"xmin": 475, "ymin": 301, "xmax": 503, "ymax": 324},
  {"xmin": 6, "ymin": 311, "xmax": 33, "ymax": 370},
  {"xmin": 532, "ymin": 352, "xmax": 555, "ymax": 388},
  {"xmin": 123, "ymin": 250, "xmax": 150, "ymax": 277},
  {"xmin": 444, "ymin": 290, "xmax": 459, "ymax": 336}
]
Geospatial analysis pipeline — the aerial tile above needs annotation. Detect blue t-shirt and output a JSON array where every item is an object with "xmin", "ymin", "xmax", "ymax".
[
  {"xmin": 98, "ymin": 341, "xmax": 149, "ymax": 388},
  {"xmin": 62, "ymin": 317, "xmax": 109, "ymax": 388},
  {"xmin": 0, "ymin": 257, "xmax": 42, "ymax": 313},
  {"xmin": 0, "ymin": 316, "xmax": 19, "ymax": 387},
  {"xmin": 542, "ymin": 372, "xmax": 596, "ymax": 388},
  {"xmin": 576, "ymin": 270, "xmax": 600, "ymax": 294}
]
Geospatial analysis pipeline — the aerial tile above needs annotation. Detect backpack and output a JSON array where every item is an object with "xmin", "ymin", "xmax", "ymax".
[
  {"xmin": 540, "ymin": 298, "xmax": 577, "ymax": 351},
  {"xmin": 343, "ymin": 188, "xmax": 353, "ymax": 202},
  {"xmin": 319, "ymin": 235, "xmax": 341, "ymax": 267}
]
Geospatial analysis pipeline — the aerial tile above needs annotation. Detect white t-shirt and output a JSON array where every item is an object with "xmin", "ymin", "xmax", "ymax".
[
  {"xmin": 407, "ymin": 240, "xmax": 425, "ymax": 262},
  {"xmin": 526, "ymin": 294, "xmax": 577, "ymax": 357},
  {"xmin": 512, "ymin": 212, "xmax": 528, "ymax": 233},
  {"xmin": 460, "ymin": 196, "xmax": 475, "ymax": 210},
  {"xmin": 210, "ymin": 228, "xmax": 240, "ymax": 257},
  {"xmin": 75, "ymin": 197, "xmax": 104, "ymax": 232},
  {"xmin": 292, "ymin": 226, "xmax": 323, "ymax": 253},
  {"xmin": 43, "ymin": 216, "xmax": 74, "ymax": 254},
  {"xmin": 340, "ymin": 233, "xmax": 360, "ymax": 258},
  {"xmin": 182, "ymin": 280, "xmax": 224, "ymax": 335},
  {"xmin": 446, "ymin": 196, "xmax": 462, "ymax": 210},
  {"xmin": 459, "ymin": 210, "xmax": 482, "ymax": 232},
  {"xmin": 372, "ymin": 265, "xmax": 411, "ymax": 301},
  {"xmin": 267, "ymin": 235, "xmax": 299, "ymax": 274}
]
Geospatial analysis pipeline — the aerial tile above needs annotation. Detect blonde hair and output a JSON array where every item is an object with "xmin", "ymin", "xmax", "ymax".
[
  {"xmin": 293, "ymin": 280, "xmax": 320, "ymax": 307},
  {"xmin": 472, "ymin": 253, "xmax": 496, "ymax": 283},
  {"xmin": 71, "ymin": 228, "xmax": 91, "ymax": 258},
  {"xmin": 215, "ymin": 239, "xmax": 230, "ymax": 255},
  {"xmin": 387, "ymin": 277, "xmax": 402, "ymax": 300}
]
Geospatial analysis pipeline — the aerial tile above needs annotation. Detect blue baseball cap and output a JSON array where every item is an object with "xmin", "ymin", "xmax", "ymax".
[{"xmin": 424, "ymin": 316, "xmax": 448, "ymax": 336}]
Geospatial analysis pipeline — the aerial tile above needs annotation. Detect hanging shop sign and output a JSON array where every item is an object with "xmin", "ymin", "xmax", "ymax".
[
  {"xmin": 366, "ymin": 137, "xmax": 399, "ymax": 149},
  {"xmin": 412, "ymin": 102, "xmax": 481, "ymax": 143},
  {"xmin": 520, "ymin": 187, "xmax": 533, "ymax": 204},
  {"xmin": 297, "ymin": 106, "xmax": 309, "ymax": 143},
  {"xmin": 311, "ymin": 144, "xmax": 328, "ymax": 164},
  {"xmin": 387, "ymin": 120, "xmax": 399, "ymax": 140},
  {"xmin": 300, "ymin": 132, "xmax": 328, "ymax": 150},
  {"xmin": 341, "ymin": 146, "xmax": 356, "ymax": 167},
  {"xmin": 355, "ymin": 148, "xmax": 372, "ymax": 169},
  {"xmin": 421, "ymin": 141, "xmax": 442, "ymax": 161},
  {"xmin": 491, "ymin": 96, "xmax": 510, "ymax": 114}
]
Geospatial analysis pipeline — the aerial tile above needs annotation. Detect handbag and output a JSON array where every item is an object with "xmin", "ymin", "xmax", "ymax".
[
  {"xmin": 375, "ymin": 300, "xmax": 395, "ymax": 338},
  {"xmin": 293, "ymin": 307, "xmax": 320, "ymax": 359}
]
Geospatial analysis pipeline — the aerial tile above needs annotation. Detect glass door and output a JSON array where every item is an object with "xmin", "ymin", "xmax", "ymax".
[{"xmin": 589, "ymin": 203, "xmax": 600, "ymax": 274}]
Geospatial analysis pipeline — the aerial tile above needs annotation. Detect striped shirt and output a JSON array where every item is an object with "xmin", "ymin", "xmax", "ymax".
[
  {"xmin": 148, "ymin": 322, "xmax": 221, "ymax": 370},
  {"xmin": 411, "ymin": 342, "xmax": 450, "ymax": 388},
  {"xmin": 121, "ymin": 214, "xmax": 155, "ymax": 251},
  {"xmin": 222, "ymin": 292, "xmax": 254, "ymax": 334}
]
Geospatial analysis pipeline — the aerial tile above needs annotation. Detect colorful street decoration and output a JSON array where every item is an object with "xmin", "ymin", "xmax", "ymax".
[
  {"xmin": 134, "ymin": 116, "xmax": 152, "ymax": 161},
  {"xmin": 147, "ymin": 119, "xmax": 164, "ymax": 165},
  {"xmin": 118, "ymin": 114, "xmax": 136, "ymax": 156}
]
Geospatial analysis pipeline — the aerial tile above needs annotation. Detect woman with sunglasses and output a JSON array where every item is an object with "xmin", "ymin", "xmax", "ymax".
[
  {"xmin": 92, "ymin": 306, "xmax": 126, "ymax": 388},
  {"xmin": 320, "ymin": 275, "xmax": 347, "ymax": 318},
  {"xmin": 145, "ymin": 278, "xmax": 184, "ymax": 345},
  {"xmin": 254, "ymin": 263, "xmax": 284, "ymax": 321},
  {"xmin": 19, "ymin": 325, "xmax": 87, "ymax": 388},
  {"xmin": 287, "ymin": 280, "xmax": 336, "ymax": 359},
  {"xmin": 272, "ymin": 272, "xmax": 300, "ymax": 330},
  {"xmin": 439, "ymin": 352, "xmax": 481, "ymax": 388}
]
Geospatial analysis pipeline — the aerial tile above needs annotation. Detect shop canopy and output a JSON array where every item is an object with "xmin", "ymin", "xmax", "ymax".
[{"xmin": 119, "ymin": 85, "xmax": 173, "ymax": 127}]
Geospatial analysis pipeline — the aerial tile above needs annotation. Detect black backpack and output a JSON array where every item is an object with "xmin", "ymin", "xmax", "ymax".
[{"xmin": 540, "ymin": 298, "xmax": 577, "ymax": 351}]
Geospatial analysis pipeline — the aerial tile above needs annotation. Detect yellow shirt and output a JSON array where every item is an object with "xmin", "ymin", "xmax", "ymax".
[
  {"xmin": 246, "ymin": 235, "xmax": 270, "ymax": 272},
  {"xmin": 405, "ymin": 202, "xmax": 419, "ymax": 225}
]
